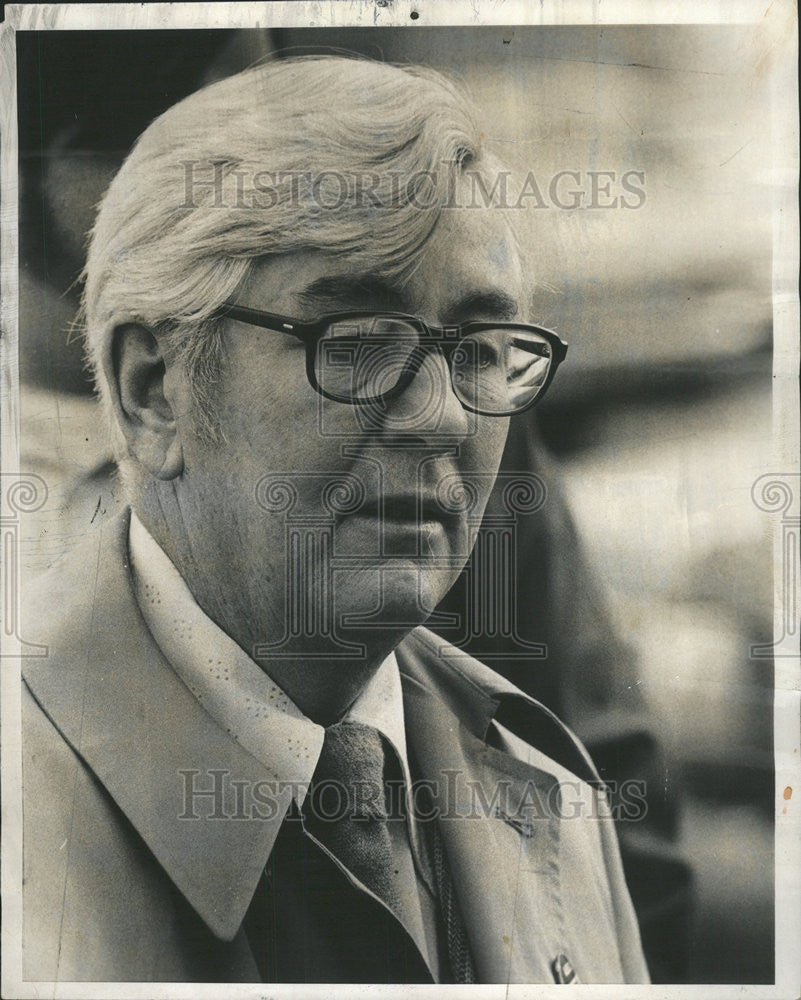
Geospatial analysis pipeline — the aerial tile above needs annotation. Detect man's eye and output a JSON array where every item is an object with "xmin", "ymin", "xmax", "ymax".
[
  {"xmin": 465, "ymin": 340, "xmax": 498, "ymax": 369},
  {"xmin": 453, "ymin": 338, "xmax": 499, "ymax": 370},
  {"xmin": 476, "ymin": 343, "xmax": 496, "ymax": 368}
]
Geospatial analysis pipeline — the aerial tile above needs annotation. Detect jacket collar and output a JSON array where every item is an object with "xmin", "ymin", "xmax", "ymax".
[
  {"xmin": 23, "ymin": 510, "xmax": 287, "ymax": 942},
  {"xmin": 395, "ymin": 626, "xmax": 602, "ymax": 788}
]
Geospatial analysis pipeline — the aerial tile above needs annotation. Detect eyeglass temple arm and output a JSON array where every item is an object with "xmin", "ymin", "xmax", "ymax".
[{"xmin": 216, "ymin": 302, "xmax": 310, "ymax": 337}]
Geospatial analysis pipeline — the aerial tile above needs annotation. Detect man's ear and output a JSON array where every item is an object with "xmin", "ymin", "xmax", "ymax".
[{"xmin": 106, "ymin": 323, "xmax": 184, "ymax": 480}]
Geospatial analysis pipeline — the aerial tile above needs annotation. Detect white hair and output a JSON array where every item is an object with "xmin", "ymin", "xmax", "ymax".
[{"xmin": 81, "ymin": 55, "xmax": 486, "ymax": 448}]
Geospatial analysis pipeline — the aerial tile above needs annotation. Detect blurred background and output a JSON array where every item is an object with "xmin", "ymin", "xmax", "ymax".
[{"xmin": 16, "ymin": 22, "xmax": 780, "ymax": 984}]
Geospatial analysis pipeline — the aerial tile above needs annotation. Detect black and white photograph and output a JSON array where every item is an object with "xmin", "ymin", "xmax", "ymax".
[{"xmin": 1, "ymin": 2, "xmax": 798, "ymax": 996}]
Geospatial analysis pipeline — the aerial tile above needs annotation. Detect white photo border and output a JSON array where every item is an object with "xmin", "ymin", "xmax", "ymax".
[{"xmin": 1, "ymin": 2, "xmax": 798, "ymax": 998}]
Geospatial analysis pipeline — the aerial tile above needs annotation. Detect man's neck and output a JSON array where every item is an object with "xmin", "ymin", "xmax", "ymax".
[{"xmin": 132, "ymin": 500, "xmax": 401, "ymax": 727}]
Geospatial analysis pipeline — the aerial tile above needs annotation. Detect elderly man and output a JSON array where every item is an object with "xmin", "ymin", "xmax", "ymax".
[{"xmin": 22, "ymin": 56, "xmax": 648, "ymax": 985}]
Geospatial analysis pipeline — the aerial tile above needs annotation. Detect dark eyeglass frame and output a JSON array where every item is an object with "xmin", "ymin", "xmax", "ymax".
[{"xmin": 216, "ymin": 301, "xmax": 569, "ymax": 417}]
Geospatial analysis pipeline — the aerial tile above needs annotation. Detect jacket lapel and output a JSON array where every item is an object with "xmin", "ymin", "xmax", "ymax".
[
  {"xmin": 397, "ymin": 627, "xmax": 585, "ymax": 984},
  {"xmin": 23, "ymin": 511, "xmax": 288, "ymax": 942}
]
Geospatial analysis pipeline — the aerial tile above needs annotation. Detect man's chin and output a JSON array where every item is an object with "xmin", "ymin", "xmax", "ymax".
[{"xmin": 334, "ymin": 561, "xmax": 459, "ymax": 634}]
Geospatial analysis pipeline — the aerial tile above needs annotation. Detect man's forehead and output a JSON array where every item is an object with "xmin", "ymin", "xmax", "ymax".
[{"xmin": 242, "ymin": 200, "xmax": 525, "ymax": 321}]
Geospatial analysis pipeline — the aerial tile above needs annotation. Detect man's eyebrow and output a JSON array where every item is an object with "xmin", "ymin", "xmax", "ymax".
[
  {"xmin": 442, "ymin": 290, "xmax": 520, "ymax": 324},
  {"xmin": 297, "ymin": 275, "xmax": 406, "ymax": 313},
  {"xmin": 296, "ymin": 278, "xmax": 520, "ymax": 324}
]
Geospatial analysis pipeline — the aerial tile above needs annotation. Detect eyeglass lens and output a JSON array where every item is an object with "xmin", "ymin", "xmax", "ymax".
[{"xmin": 314, "ymin": 317, "xmax": 552, "ymax": 414}]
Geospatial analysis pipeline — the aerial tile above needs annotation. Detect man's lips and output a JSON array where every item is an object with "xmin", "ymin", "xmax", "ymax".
[{"xmin": 333, "ymin": 492, "xmax": 472, "ymax": 560}]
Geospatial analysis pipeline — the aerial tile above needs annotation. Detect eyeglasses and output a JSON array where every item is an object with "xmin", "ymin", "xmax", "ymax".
[{"xmin": 217, "ymin": 303, "xmax": 568, "ymax": 417}]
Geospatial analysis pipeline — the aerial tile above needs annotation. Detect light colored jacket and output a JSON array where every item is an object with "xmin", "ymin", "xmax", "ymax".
[{"xmin": 21, "ymin": 510, "xmax": 649, "ymax": 984}]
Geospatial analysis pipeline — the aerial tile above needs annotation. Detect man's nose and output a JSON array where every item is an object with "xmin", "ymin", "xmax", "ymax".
[{"xmin": 377, "ymin": 347, "xmax": 471, "ymax": 442}]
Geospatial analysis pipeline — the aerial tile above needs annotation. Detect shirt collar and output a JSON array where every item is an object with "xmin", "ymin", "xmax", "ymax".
[{"xmin": 128, "ymin": 511, "xmax": 414, "ymax": 802}]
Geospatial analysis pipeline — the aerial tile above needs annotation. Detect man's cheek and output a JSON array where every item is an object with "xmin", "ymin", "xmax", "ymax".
[
  {"xmin": 462, "ymin": 417, "xmax": 509, "ymax": 467},
  {"xmin": 487, "ymin": 416, "xmax": 511, "ymax": 470}
]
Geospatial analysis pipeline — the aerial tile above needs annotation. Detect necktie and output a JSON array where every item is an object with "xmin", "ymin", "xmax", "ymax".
[
  {"xmin": 309, "ymin": 722, "xmax": 477, "ymax": 984},
  {"xmin": 303, "ymin": 720, "xmax": 402, "ymax": 916},
  {"xmin": 242, "ymin": 721, "xmax": 477, "ymax": 983}
]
